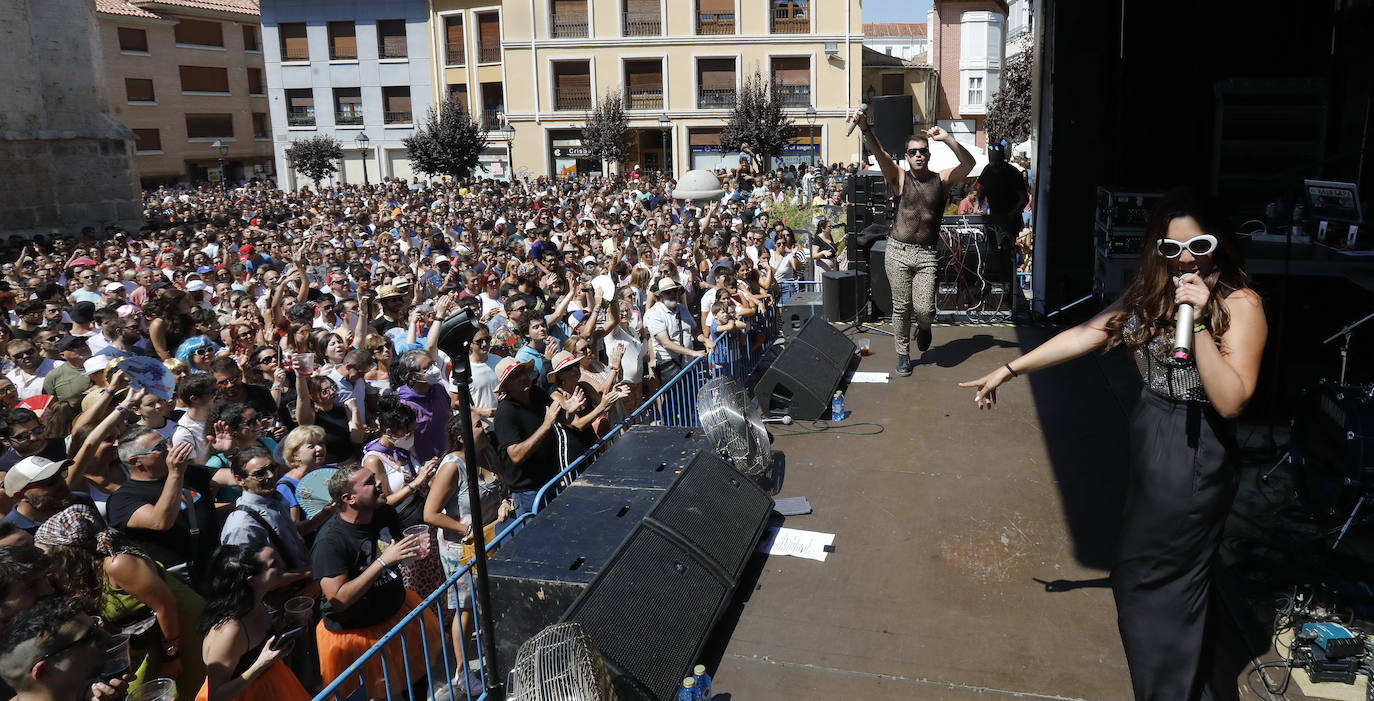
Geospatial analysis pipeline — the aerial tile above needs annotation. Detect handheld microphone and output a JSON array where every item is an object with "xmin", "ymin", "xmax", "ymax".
[
  {"xmin": 846, "ymin": 103, "xmax": 869, "ymax": 136},
  {"xmin": 1172, "ymin": 273, "xmax": 1195, "ymax": 361}
]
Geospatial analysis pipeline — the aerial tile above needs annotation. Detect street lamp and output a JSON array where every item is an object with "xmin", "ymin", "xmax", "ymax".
[
  {"xmin": 805, "ymin": 106, "xmax": 817, "ymax": 167},
  {"xmin": 354, "ymin": 132, "xmax": 371, "ymax": 186},
  {"xmin": 658, "ymin": 113, "xmax": 671, "ymax": 175},
  {"xmin": 211, "ymin": 138, "xmax": 229, "ymax": 192},
  {"xmin": 502, "ymin": 122, "xmax": 515, "ymax": 181}
]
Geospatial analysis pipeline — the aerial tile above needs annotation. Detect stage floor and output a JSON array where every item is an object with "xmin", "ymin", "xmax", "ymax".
[{"xmin": 704, "ymin": 321, "xmax": 1161, "ymax": 700}]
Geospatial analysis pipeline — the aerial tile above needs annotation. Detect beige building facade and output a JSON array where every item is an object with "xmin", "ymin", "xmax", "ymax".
[
  {"xmin": 96, "ymin": 0, "xmax": 273, "ymax": 188},
  {"xmin": 459, "ymin": 0, "xmax": 862, "ymax": 179},
  {"xmin": 429, "ymin": 0, "xmax": 515, "ymax": 179}
]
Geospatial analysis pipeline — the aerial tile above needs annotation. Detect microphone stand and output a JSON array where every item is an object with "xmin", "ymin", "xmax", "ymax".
[
  {"xmin": 1321, "ymin": 310, "xmax": 1374, "ymax": 385},
  {"xmin": 449, "ymin": 349, "xmax": 503, "ymax": 698}
]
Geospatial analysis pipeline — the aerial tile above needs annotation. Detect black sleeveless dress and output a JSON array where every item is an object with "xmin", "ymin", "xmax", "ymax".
[{"xmin": 1113, "ymin": 316, "xmax": 1238, "ymax": 700}]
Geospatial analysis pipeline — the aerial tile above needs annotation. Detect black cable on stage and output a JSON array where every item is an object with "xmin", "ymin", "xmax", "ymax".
[{"xmin": 768, "ymin": 420, "xmax": 885, "ymax": 436}]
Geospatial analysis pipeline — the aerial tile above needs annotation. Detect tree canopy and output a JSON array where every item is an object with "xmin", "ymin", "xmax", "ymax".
[
  {"xmin": 404, "ymin": 98, "xmax": 488, "ymax": 181},
  {"xmin": 985, "ymin": 51, "xmax": 1032, "ymax": 146},
  {"xmin": 285, "ymin": 135, "xmax": 343, "ymax": 188},
  {"xmin": 582, "ymin": 89, "xmax": 629, "ymax": 170},
  {"xmin": 721, "ymin": 70, "xmax": 797, "ymax": 169}
]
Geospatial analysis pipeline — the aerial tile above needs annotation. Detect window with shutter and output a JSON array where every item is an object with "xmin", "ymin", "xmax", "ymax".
[
  {"xmin": 286, "ymin": 89, "xmax": 315, "ymax": 126},
  {"xmin": 697, "ymin": 58, "xmax": 735, "ymax": 108},
  {"xmin": 125, "ymin": 78, "xmax": 155, "ymax": 103},
  {"xmin": 383, "ymin": 86, "xmax": 412, "ymax": 123},
  {"xmin": 624, "ymin": 59, "xmax": 663, "ymax": 110},
  {"xmin": 477, "ymin": 13, "xmax": 500, "ymax": 63},
  {"xmin": 174, "ymin": 19, "xmax": 223, "ymax": 47},
  {"xmin": 252, "ymin": 113, "xmax": 269, "ymax": 138},
  {"xmin": 696, "ymin": 0, "xmax": 734, "ymax": 34},
  {"xmin": 279, "ymin": 23, "xmax": 308, "ymax": 62},
  {"xmin": 179, "ymin": 66, "xmax": 230, "ymax": 94},
  {"xmin": 551, "ymin": 0, "xmax": 588, "ymax": 38},
  {"xmin": 328, "ymin": 22, "xmax": 357, "ymax": 60},
  {"xmin": 444, "ymin": 17, "xmax": 464, "ymax": 66},
  {"xmin": 118, "ymin": 27, "xmax": 148, "ymax": 52},
  {"xmin": 553, "ymin": 62, "xmax": 591, "ymax": 111},
  {"xmin": 334, "ymin": 88, "xmax": 363, "ymax": 125},
  {"xmin": 623, "ymin": 0, "xmax": 659, "ymax": 36},
  {"xmin": 247, "ymin": 68, "xmax": 264, "ymax": 95},
  {"xmin": 770, "ymin": 0, "xmax": 809, "ymax": 34},
  {"xmin": 770, "ymin": 57, "xmax": 809, "ymax": 107},
  {"xmin": 133, "ymin": 129, "xmax": 161, "ymax": 152},
  {"xmin": 377, "ymin": 20, "xmax": 407, "ymax": 59},
  {"xmin": 185, "ymin": 114, "xmax": 234, "ymax": 139}
]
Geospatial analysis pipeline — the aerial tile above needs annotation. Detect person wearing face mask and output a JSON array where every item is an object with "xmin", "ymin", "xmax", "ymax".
[
  {"xmin": 390, "ymin": 349, "xmax": 452, "ymax": 463},
  {"xmin": 644, "ymin": 277, "xmax": 707, "ymax": 386}
]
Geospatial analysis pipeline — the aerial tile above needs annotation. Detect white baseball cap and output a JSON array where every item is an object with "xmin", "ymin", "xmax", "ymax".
[{"xmin": 4, "ymin": 455, "xmax": 74, "ymax": 496}]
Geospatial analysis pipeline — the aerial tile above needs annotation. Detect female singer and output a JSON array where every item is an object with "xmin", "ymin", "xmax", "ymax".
[{"xmin": 959, "ymin": 189, "xmax": 1266, "ymax": 700}]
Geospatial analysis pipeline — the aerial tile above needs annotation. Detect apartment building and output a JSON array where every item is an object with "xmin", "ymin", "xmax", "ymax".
[
  {"xmin": 928, "ymin": 0, "xmax": 1008, "ymax": 148},
  {"xmin": 95, "ymin": 0, "xmax": 272, "ymax": 187},
  {"xmin": 429, "ymin": 1, "xmax": 514, "ymax": 179},
  {"xmin": 497, "ymin": 0, "xmax": 863, "ymax": 178},
  {"xmin": 260, "ymin": 0, "xmax": 434, "ymax": 188},
  {"xmin": 863, "ymin": 23, "xmax": 928, "ymax": 62}
]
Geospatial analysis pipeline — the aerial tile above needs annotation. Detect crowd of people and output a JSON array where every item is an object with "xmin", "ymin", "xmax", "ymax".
[{"xmin": 0, "ymin": 160, "xmax": 844, "ymax": 701}]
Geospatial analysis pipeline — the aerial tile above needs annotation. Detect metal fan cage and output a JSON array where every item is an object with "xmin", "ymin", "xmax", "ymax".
[
  {"xmin": 509, "ymin": 622, "xmax": 616, "ymax": 701},
  {"xmin": 696, "ymin": 376, "xmax": 771, "ymax": 476}
]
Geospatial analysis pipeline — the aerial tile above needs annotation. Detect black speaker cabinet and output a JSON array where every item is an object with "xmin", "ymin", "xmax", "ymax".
[
  {"xmin": 868, "ymin": 239, "xmax": 893, "ymax": 319},
  {"xmin": 870, "ymin": 94, "xmax": 915, "ymax": 158},
  {"xmin": 778, "ymin": 288, "xmax": 822, "ymax": 337},
  {"xmin": 750, "ymin": 315, "xmax": 857, "ymax": 419},
  {"xmin": 563, "ymin": 451, "xmax": 774, "ymax": 701},
  {"xmin": 822, "ymin": 270, "xmax": 867, "ymax": 322}
]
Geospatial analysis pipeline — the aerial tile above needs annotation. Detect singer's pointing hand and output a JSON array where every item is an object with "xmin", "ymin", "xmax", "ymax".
[
  {"xmin": 1173, "ymin": 274, "xmax": 1211, "ymax": 312},
  {"xmin": 958, "ymin": 367, "xmax": 1010, "ymax": 410}
]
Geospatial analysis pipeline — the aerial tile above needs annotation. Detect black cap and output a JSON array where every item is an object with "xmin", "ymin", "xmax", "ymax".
[
  {"xmin": 57, "ymin": 334, "xmax": 89, "ymax": 352},
  {"xmin": 69, "ymin": 301, "xmax": 95, "ymax": 324}
]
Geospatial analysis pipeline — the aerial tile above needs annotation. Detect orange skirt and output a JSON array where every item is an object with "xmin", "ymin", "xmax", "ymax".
[
  {"xmin": 316, "ymin": 589, "xmax": 443, "ymax": 700},
  {"xmin": 194, "ymin": 658, "xmax": 310, "ymax": 701}
]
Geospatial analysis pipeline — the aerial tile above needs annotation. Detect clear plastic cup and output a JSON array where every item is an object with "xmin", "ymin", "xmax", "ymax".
[
  {"xmin": 858, "ymin": 338, "xmax": 871, "ymax": 356},
  {"xmin": 284, "ymin": 595, "xmax": 314, "ymax": 628},
  {"xmin": 403, "ymin": 524, "xmax": 431, "ymax": 559},
  {"xmin": 127, "ymin": 678, "xmax": 175, "ymax": 701},
  {"xmin": 101, "ymin": 635, "xmax": 131, "ymax": 679},
  {"xmin": 296, "ymin": 352, "xmax": 316, "ymax": 374}
]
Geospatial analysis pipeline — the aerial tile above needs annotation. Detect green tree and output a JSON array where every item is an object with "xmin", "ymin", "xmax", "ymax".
[
  {"xmin": 285, "ymin": 134, "xmax": 342, "ymax": 189},
  {"xmin": 582, "ymin": 89, "xmax": 629, "ymax": 171},
  {"xmin": 720, "ymin": 69, "xmax": 797, "ymax": 169},
  {"xmin": 404, "ymin": 98, "xmax": 488, "ymax": 181},
  {"xmin": 985, "ymin": 51, "xmax": 1032, "ymax": 146}
]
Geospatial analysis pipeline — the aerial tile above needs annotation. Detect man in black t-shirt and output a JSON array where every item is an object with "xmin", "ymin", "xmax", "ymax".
[
  {"xmin": 312, "ymin": 465, "xmax": 435, "ymax": 700},
  {"xmin": 105, "ymin": 428, "xmax": 223, "ymax": 587},
  {"xmin": 491, "ymin": 357, "xmax": 562, "ymax": 516}
]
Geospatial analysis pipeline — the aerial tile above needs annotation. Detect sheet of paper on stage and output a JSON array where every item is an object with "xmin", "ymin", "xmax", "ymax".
[
  {"xmin": 850, "ymin": 371, "xmax": 891, "ymax": 383},
  {"xmin": 756, "ymin": 526, "xmax": 834, "ymax": 561}
]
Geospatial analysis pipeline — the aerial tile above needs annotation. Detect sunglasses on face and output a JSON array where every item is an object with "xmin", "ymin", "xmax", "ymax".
[
  {"xmin": 8, "ymin": 427, "xmax": 43, "ymax": 442},
  {"xmin": 12, "ymin": 349, "xmax": 36, "ymax": 358},
  {"xmin": 193, "ymin": 345, "xmax": 214, "ymax": 356},
  {"xmin": 133, "ymin": 439, "xmax": 170, "ymax": 458},
  {"xmin": 41, "ymin": 621, "xmax": 105, "ymax": 662},
  {"xmin": 1156, "ymin": 234, "xmax": 1218, "ymax": 259},
  {"xmin": 246, "ymin": 466, "xmax": 276, "ymax": 480},
  {"xmin": 905, "ymin": 147, "xmax": 931, "ymax": 157}
]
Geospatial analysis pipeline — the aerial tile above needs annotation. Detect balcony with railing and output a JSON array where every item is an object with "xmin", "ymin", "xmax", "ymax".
[
  {"xmin": 697, "ymin": 88, "xmax": 736, "ymax": 109},
  {"xmin": 384, "ymin": 111, "xmax": 412, "ymax": 124},
  {"xmin": 282, "ymin": 45, "xmax": 309, "ymax": 62},
  {"xmin": 478, "ymin": 44, "xmax": 499, "ymax": 63},
  {"xmin": 771, "ymin": 10, "xmax": 809, "ymax": 33},
  {"xmin": 697, "ymin": 12, "xmax": 735, "ymax": 34},
  {"xmin": 623, "ymin": 12, "xmax": 661, "ymax": 36},
  {"xmin": 329, "ymin": 44, "xmax": 356, "ymax": 60},
  {"xmin": 335, "ymin": 111, "xmax": 363, "ymax": 126},
  {"xmin": 625, "ymin": 87, "xmax": 663, "ymax": 110},
  {"xmin": 445, "ymin": 41, "xmax": 464, "ymax": 65},
  {"xmin": 287, "ymin": 110, "xmax": 315, "ymax": 127},
  {"xmin": 775, "ymin": 84, "xmax": 811, "ymax": 108},
  {"xmin": 551, "ymin": 13, "xmax": 588, "ymax": 38},
  {"xmin": 378, "ymin": 35, "xmax": 407, "ymax": 59},
  {"xmin": 555, "ymin": 86, "xmax": 591, "ymax": 112},
  {"xmin": 482, "ymin": 107, "xmax": 504, "ymax": 130}
]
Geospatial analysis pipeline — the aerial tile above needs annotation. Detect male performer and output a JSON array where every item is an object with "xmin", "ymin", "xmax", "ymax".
[{"xmin": 852, "ymin": 110, "xmax": 974, "ymax": 376}]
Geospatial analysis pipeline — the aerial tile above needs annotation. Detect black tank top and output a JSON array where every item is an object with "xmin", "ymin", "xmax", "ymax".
[{"xmin": 890, "ymin": 170, "xmax": 947, "ymax": 247}]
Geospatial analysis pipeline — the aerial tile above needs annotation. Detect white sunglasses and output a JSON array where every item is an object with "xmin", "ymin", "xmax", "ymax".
[{"xmin": 1156, "ymin": 234, "xmax": 1217, "ymax": 259}]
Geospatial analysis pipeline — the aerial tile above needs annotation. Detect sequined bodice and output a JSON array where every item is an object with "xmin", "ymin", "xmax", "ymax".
[{"xmin": 1123, "ymin": 315, "xmax": 1208, "ymax": 403}]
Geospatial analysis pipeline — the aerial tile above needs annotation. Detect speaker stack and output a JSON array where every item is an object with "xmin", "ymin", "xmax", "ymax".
[
  {"xmin": 749, "ymin": 315, "xmax": 857, "ymax": 420},
  {"xmin": 486, "ymin": 426, "xmax": 775, "ymax": 699}
]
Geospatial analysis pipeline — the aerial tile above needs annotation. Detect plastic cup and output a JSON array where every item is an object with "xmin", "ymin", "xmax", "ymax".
[
  {"xmin": 100, "ymin": 635, "xmax": 131, "ymax": 679},
  {"xmin": 284, "ymin": 595, "xmax": 314, "ymax": 628},
  {"xmin": 296, "ymin": 352, "xmax": 316, "ymax": 374},
  {"xmin": 127, "ymin": 678, "xmax": 175, "ymax": 701},
  {"xmin": 858, "ymin": 338, "xmax": 871, "ymax": 356},
  {"xmin": 403, "ymin": 524, "xmax": 431, "ymax": 559}
]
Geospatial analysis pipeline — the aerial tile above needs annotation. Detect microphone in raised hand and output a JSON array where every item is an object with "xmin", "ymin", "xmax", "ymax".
[
  {"xmin": 846, "ymin": 103, "xmax": 870, "ymax": 136},
  {"xmin": 1172, "ymin": 273, "xmax": 1196, "ymax": 361}
]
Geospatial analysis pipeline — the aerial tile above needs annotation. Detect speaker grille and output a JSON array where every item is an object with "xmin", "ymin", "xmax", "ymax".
[
  {"xmin": 564, "ymin": 527, "xmax": 728, "ymax": 701},
  {"xmin": 648, "ymin": 453, "xmax": 774, "ymax": 578}
]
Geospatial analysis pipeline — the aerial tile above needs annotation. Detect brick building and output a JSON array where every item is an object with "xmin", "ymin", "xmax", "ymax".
[{"xmin": 927, "ymin": 0, "xmax": 1008, "ymax": 149}]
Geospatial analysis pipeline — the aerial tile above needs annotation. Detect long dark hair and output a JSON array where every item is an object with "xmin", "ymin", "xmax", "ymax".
[
  {"xmin": 198, "ymin": 545, "xmax": 265, "ymax": 633},
  {"xmin": 1105, "ymin": 188, "xmax": 1250, "ymax": 351}
]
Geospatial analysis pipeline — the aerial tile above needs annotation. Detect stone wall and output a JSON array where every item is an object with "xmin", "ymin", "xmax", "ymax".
[{"xmin": 0, "ymin": 0, "xmax": 143, "ymax": 239}]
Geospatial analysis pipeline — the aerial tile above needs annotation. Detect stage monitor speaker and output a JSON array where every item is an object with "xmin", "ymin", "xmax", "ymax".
[
  {"xmin": 822, "ymin": 270, "xmax": 867, "ymax": 322},
  {"xmin": 750, "ymin": 315, "xmax": 856, "ymax": 419},
  {"xmin": 486, "ymin": 427, "xmax": 710, "ymax": 676},
  {"xmin": 868, "ymin": 239, "xmax": 893, "ymax": 319},
  {"xmin": 562, "ymin": 452, "xmax": 774, "ymax": 701},
  {"xmin": 779, "ymin": 288, "xmax": 823, "ymax": 337},
  {"xmin": 870, "ymin": 94, "xmax": 915, "ymax": 158}
]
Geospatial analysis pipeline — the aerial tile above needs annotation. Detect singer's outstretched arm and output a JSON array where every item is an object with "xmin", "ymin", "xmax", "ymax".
[
  {"xmin": 958, "ymin": 303, "xmax": 1120, "ymax": 408},
  {"xmin": 853, "ymin": 108, "xmax": 903, "ymax": 194}
]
